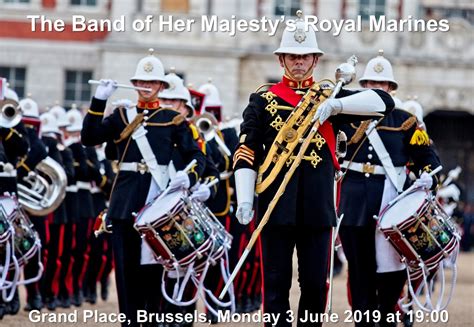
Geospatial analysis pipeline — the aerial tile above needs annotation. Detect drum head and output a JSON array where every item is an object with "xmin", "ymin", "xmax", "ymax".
[
  {"xmin": 135, "ymin": 190, "xmax": 185, "ymax": 226},
  {"xmin": 0, "ymin": 196, "xmax": 18, "ymax": 218},
  {"xmin": 379, "ymin": 190, "xmax": 427, "ymax": 229}
]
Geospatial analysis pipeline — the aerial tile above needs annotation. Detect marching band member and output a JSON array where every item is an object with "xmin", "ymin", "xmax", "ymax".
[
  {"xmin": 155, "ymin": 71, "xmax": 220, "ymax": 326},
  {"xmin": 50, "ymin": 104, "xmax": 77, "ymax": 308},
  {"xmin": 233, "ymin": 12, "xmax": 394, "ymax": 327},
  {"xmin": 65, "ymin": 106, "xmax": 93, "ymax": 307},
  {"xmin": 38, "ymin": 111, "xmax": 74, "ymax": 310},
  {"xmin": 0, "ymin": 86, "xmax": 29, "ymax": 319},
  {"xmin": 337, "ymin": 50, "xmax": 441, "ymax": 327},
  {"xmin": 17, "ymin": 96, "xmax": 48, "ymax": 312},
  {"xmin": 81, "ymin": 49, "xmax": 206, "ymax": 326},
  {"xmin": 83, "ymin": 143, "xmax": 114, "ymax": 305},
  {"xmin": 196, "ymin": 80, "xmax": 239, "ymax": 322}
]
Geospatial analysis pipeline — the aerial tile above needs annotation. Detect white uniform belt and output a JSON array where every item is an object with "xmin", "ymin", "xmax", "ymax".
[
  {"xmin": 0, "ymin": 170, "xmax": 17, "ymax": 177},
  {"xmin": 91, "ymin": 186, "xmax": 101, "ymax": 194},
  {"xmin": 119, "ymin": 162, "xmax": 152, "ymax": 174},
  {"xmin": 76, "ymin": 181, "xmax": 91, "ymax": 190},
  {"xmin": 66, "ymin": 185, "xmax": 78, "ymax": 192},
  {"xmin": 341, "ymin": 161, "xmax": 386, "ymax": 175}
]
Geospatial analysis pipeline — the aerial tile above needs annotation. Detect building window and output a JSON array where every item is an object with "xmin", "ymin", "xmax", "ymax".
[
  {"xmin": 359, "ymin": 0, "xmax": 385, "ymax": 21},
  {"xmin": 423, "ymin": 6, "xmax": 474, "ymax": 25},
  {"xmin": 70, "ymin": 0, "xmax": 97, "ymax": 6},
  {"xmin": 64, "ymin": 70, "xmax": 93, "ymax": 108},
  {"xmin": 274, "ymin": 0, "xmax": 300, "ymax": 16},
  {"xmin": 3, "ymin": 0, "xmax": 30, "ymax": 3},
  {"xmin": 0, "ymin": 66, "xmax": 26, "ymax": 98},
  {"xmin": 161, "ymin": 0, "xmax": 189, "ymax": 13}
]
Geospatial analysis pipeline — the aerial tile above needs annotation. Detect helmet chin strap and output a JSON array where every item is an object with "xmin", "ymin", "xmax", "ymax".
[{"xmin": 282, "ymin": 55, "xmax": 317, "ymax": 82}]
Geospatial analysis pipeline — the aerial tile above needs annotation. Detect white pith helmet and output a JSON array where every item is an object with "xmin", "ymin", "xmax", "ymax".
[
  {"xmin": 359, "ymin": 49, "xmax": 398, "ymax": 90},
  {"xmin": 66, "ymin": 104, "xmax": 83, "ymax": 132},
  {"xmin": 5, "ymin": 86, "xmax": 19, "ymax": 102},
  {"xmin": 198, "ymin": 78, "xmax": 222, "ymax": 108},
  {"xmin": 130, "ymin": 48, "xmax": 169, "ymax": 87},
  {"xmin": 158, "ymin": 70, "xmax": 189, "ymax": 102},
  {"xmin": 50, "ymin": 103, "xmax": 70, "ymax": 128},
  {"xmin": 40, "ymin": 112, "xmax": 60, "ymax": 135},
  {"xmin": 274, "ymin": 10, "xmax": 324, "ymax": 56},
  {"xmin": 403, "ymin": 96, "xmax": 424, "ymax": 125},
  {"xmin": 19, "ymin": 95, "xmax": 39, "ymax": 118}
]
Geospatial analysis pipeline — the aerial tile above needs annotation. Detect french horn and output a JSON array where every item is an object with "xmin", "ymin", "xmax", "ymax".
[
  {"xmin": 0, "ymin": 99, "xmax": 22, "ymax": 128},
  {"xmin": 17, "ymin": 156, "xmax": 67, "ymax": 216}
]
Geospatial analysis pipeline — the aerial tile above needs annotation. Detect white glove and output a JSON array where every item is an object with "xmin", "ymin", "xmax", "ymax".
[
  {"xmin": 236, "ymin": 202, "xmax": 254, "ymax": 225},
  {"xmin": 94, "ymin": 79, "xmax": 118, "ymax": 100},
  {"xmin": 112, "ymin": 98, "xmax": 134, "ymax": 109},
  {"xmin": 190, "ymin": 184, "xmax": 211, "ymax": 202},
  {"xmin": 168, "ymin": 170, "xmax": 190, "ymax": 190},
  {"xmin": 314, "ymin": 99, "xmax": 342, "ymax": 124},
  {"xmin": 414, "ymin": 171, "xmax": 433, "ymax": 189}
]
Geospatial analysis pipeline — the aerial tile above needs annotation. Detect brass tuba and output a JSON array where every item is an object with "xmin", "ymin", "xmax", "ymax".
[
  {"xmin": 17, "ymin": 156, "xmax": 67, "ymax": 216},
  {"xmin": 192, "ymin": 112, "xmax": 231, "ymax": 157},
  {"xmin": 0, "ymin": 99, "xmax": 22, "ymax": 128}
]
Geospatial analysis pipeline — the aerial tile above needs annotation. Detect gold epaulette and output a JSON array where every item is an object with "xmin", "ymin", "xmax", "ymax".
[
  {"xmin": 254, "ymin": 83, "xmax": 275, "ymax": 93},
  {"xmin": 348, "ymin": 120, "xmax": 371, "ymax": 145},
  {"xmin": 114, "ymin": 113, "xmax": 144, "ymax": 144}
]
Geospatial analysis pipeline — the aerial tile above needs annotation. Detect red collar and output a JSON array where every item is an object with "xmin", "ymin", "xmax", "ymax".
[
  {"xmin": 282, "ymin": 75, "xmax": 314, "ymax": 89},
  {"xmin": 137, "ymin": 100, "xmax": 160, "ymax": 109}
]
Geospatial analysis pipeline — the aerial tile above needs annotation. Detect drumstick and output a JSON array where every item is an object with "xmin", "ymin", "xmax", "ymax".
[
  {"xmin": 204, "ymin": 178, "xmax": 219, "ymax": 188},
  {"xmin": 388, "ymin": 165, "xmax": 442, "ymax": 206},
  {"xmin": 88, "ymin": 80, "xmax": 152, "ymax": 92},
  {"xmin": 153, "ymin": 159, "xmax": 198, "ymax": 202}
]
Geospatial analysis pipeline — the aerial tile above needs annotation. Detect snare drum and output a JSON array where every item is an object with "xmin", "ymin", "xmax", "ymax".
[
  {"xmin": 378, "ymin": 188, "xmax": 459, "ymax": 278},
  {"xmin": 134, "ymin": 190, "xmax": 214, "ymax": 270},
  {"xmin": 0, "ymin": 196, "xmax": 41, "ymax": 268}
]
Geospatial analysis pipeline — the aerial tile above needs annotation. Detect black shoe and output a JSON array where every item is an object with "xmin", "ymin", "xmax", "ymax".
[
  {"xmin": 24, "ymin": 294, "xmax": 43, "ymax": 312},
  {"xmin": 71, "ymin": 290, "xmax": 84, "ymax": 307},
  {"xmin": 206, "ymin": 312, "xmax": 219, "ymax": 325},
  {"xmin": 44, "ymin": 296, "xmax": 57, "ymax": 311},
  {"xmin": 242, "ymin": 297, "xmax": 253, "ymax": 313},
  {"xmin": 402, "ymin": 312, "xmax": 414, "ymax": 327},
  {"xmin": 0, "ymin": 303, "xmax": 5, "ymax": 320},
  {"xmin": 86, "ymin": 291, "xmax": 97, "ymax": 305},
  {"xmin": 100, "ymin": 280, "xmax": 109, "ymax": 301},
  {"xmin": 57, "ymin": 295, "xmax": 71, "ymax": 309},
  {"xmin": 5, "ymin": 290, "xmax": 20, "ymax": 315}
]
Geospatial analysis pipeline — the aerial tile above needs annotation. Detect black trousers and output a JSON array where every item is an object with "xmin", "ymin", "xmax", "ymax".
[
  {"xmin": 41, "ymin": 222, "xmax": 62, "ymax": 299},
  {"xmin": 24, "ymin": 215, "xmax": 46, "ymax": 299},
  {"xmin": 72, "ymin": 216, "xmax": 92, "ymax": 294},
  {"xmin": 58, "ymin": 221, "xmax": 74, "ymax": 298},
  {"xmin": 339, "ymin": 226, "xmax": 406, "ymax": 327},
  {"xmin": 260, "ymin": 225, "xmax": 331, "ymax": 327},
  {"xmin": 111, "ymin": 219, "xmax": 144, "ymax": 327}
]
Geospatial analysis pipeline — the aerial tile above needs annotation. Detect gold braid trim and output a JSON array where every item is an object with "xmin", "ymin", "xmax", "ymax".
[
  {"xmin": 348, "ymin": 120, "xmax": 371, "ymax": 145},
  {"xmin": 88, "ymin": 109, "xmax": 104, "ymax": 116},
  {"xmin": 16, "ymin": 157, "xmax": 31, "ymax": 172},
  {"xmin": 118, "ymin": 107, "xmax": 128, "ymax": 125},
  {"xmin": 377, "ymin": 116, "xmax": 417, "ymax": 132},
  {"xmin": 146, "ymin": 114, "xmax": 185, "ymax": 127},
  {"xmin": 99, "ymin": 175, "xmax": 107, "ymax": 188}
]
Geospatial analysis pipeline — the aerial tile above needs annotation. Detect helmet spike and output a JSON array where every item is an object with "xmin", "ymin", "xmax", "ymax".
[
  {"xmin": 148, "ymin": 48, "xmax": 154, "ymax": 56},
  {"xmin": 378, "ymin": 49, "xmax": 384, "ymax": 56}
]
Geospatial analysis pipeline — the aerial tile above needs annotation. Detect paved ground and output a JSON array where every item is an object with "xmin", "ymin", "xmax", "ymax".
[{"xmin": 2, "ymin": 252, "xmax": 473, "ymax": 326}]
